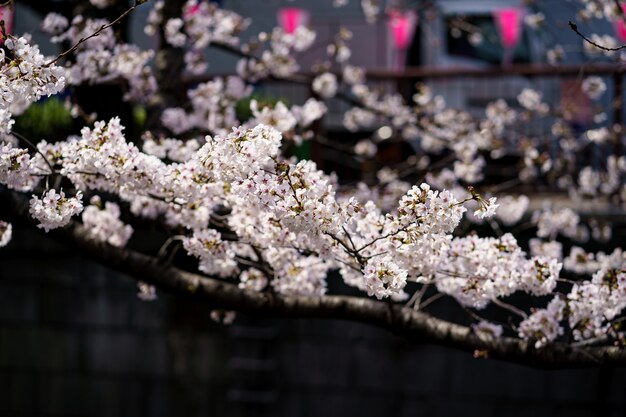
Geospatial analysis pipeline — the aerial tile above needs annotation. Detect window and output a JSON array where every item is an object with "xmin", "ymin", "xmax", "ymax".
[{"xmin": 445, "ymin": 14, "xmax": 532, "ymax": 65}]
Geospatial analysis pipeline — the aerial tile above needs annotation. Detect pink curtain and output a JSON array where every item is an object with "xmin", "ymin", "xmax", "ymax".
[
  {"xmin": 388, "ymin": 10, "xmax": 417, "ymax": 50},
  {"xmin": 278, "ymin": 7, "xmax": 309, "ymax": 34},
  {"xmin": 493, "ymin": 8, "xmax": 523, "ymax": 50},
  {"xmin": 493, "ymin": 8, "xmax": 523, "ymax": 66},
  {"xmin": 388, "ymin": 10, "xmax": 417, "ymax": 70}
]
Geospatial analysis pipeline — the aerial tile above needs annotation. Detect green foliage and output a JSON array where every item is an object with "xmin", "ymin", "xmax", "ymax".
[
  {"xmin": 133, "ymin": 105, "xmax": 147, "ymax": 129},
  {"xmin": 289, "ymin": 140, "xmax": 311, "ymax": 161},
  {"xmin": 235, "ymin": 93, "xmax": 288, "ymax": 122},
  {"xmin": 13, "ymin": 97, "xmax": 73, "ymax": 141},
  {"xmin": 235, "ymin": 94, "xmax": 310, "ymax": 159}
]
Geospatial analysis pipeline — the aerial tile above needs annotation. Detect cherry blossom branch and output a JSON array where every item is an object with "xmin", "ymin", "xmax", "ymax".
[
  {"xmin": 22, "ymin": 212, "xmax": 625, "ymax": 369},
  {"xmin": 418, "ymin": 292, "xmax": 444, "ymax": 310},
  {"xmin": 492, "ymin": 298, "xmax": 529, "ymax": 319},
  {"xmin": 568, "ymin": 21, "xmax": 626, "ymax": 52},
  {"xmin": 11, "ymin": 131, "xmax": 55, "ymax": 176},
  {"xmin": 2, "ymin": 170, "xmax": 626, "ymax": 369},
  {"xmin": 45, "ymin": 0, "xmax": 147, "ymax": 67},
  {"xmin": 408, "ymin": 283, "xmax": 429, "ymax": 310}
]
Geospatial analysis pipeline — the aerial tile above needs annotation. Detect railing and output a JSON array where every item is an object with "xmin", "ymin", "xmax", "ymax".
[
  {"xmin": 191, "ymin": 63, "xmax": 625, "ymax": 125},
  {"xmin": 187, "ymin": 63, "xmax": 624, "ymax": 141},
  {"xmin": 185, "ymin": 63, "xmax": 625, "ymax": 185},
  {"xmin": 363, "ymin": 63, "xmax": 625, "ymax": 127}
]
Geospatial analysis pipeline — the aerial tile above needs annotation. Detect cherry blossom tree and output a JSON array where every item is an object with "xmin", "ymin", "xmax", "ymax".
[{"xmin": 1, "ymin": 0, "xmax": 626, "ymax": 368}]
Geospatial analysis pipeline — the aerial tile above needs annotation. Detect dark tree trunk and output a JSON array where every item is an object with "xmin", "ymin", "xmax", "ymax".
[
  {"xmin": 145, "ymin": 0, "xmax": 187, "ymax": 136},
  {"xmin": 71, "ymin": 0, "xmax": 136, "ymax": 140}
]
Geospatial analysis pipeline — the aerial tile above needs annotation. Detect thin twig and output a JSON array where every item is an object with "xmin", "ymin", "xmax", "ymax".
[
  {"xmin": 407, "ymin": 283, "xmax": 429, "ymax": 310},
  {"xmin": 572, "ymin": 335, "xmax": 611, "ymax": 348},
  {"xmin": 419, "ymin": 292, "xmax": 444, "ymax": 310},
  {"xmin": 492, "ymin": 298, "xmax": 528, "ymax": 319},
  {"xmin": 342, "ymin": 225, "xmax": 357, "ymax": 251},
  {"xmin": 487, "ymin": 218, "xmax": 503, "ymax": 237},
  {"xmin": 568, "ymin": 21, "xmax": 626, "ymax": 52},
  {"xmin": 356, "ymin": 228, "xmax": 406, "ymax": 253},
  {"xmin": 157, "ymin": 235, "xmax": 183, "ymax": 261},
  {"xmin": 486, "ymin": 178, "xmax": 522, "ymax": 194},
  {"xmin": 45, "ymin": 1, "xmax": 145, "ymax": 67},
  {"xmin": 164, "ymin": 241, "xmax": 181, "ymax": 265},
  {"xmin": 11, "ymin": 131, "xmax": 56, "ymax": 175}
]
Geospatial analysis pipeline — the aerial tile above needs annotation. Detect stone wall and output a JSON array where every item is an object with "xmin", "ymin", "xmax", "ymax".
[{"xmin": 1, "ymin": 228, "xmax": 625, "ymax": 417}]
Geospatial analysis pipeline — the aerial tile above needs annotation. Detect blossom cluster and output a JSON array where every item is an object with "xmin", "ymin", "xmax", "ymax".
[
  {"xmin": 29, "ymin": 189, "xmax": 84, "ymax": 232},
  {"xmin": 518, "ymin": 297, "xmax": 566, "ymax": 348},
  {"xmin": 0, "ymin": 143, "xmax": 41, "ymax": 191},
  {"xmin": 43, "ymin": 14, "xmax": 156, "ymax": 101},
  {"xmin": 0, "ymin": 0, "xmax": 625, "ymax": 353},
  {"xmin": 161, "ymin": 76, "xmax": 251, "ymax": 135},
  {"xmin": 0, "ymin": 221, "xmax": 12, "ymax": 247},
  {"xmin": 0, "ymin": 35, "xmax": 65, "ymax": 116},
  {"xmin": 236, "ymin": 24, "xmax": 316, "ymax": 81},
  {"xmin": 81, "ymin": 197, "xmax": 133, "ymax": 247},
  {"xmin": 434, "ymin": 233, "xmax": 562, "ymax": 309}
]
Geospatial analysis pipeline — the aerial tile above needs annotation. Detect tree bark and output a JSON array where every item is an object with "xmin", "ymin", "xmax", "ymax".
[
  {"xmin": 3, "ymin": 188, "xmax": 625, "ymax": 369},
  {"xmin": 145, "ymin": 0, "xmax": 186, "ymax": 135}
]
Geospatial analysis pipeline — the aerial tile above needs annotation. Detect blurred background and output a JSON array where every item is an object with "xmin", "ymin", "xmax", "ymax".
[{"xmin": 2, "ymin": 0, "xmax": 626, "ymax": 416}]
